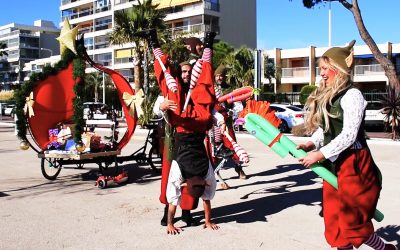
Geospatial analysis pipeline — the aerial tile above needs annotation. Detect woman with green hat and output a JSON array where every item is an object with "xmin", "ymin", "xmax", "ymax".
[{"xmin": 297, "ymin": 41, "xmax": 395, "ymax": 250}]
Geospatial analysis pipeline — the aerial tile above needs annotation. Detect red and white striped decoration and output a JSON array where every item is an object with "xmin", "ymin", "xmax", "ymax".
[
  {"xmin": 213, "ymin": 126, "xmax": 222, "ymax": 143},
  {"xmin": 214, "ymin": 84, "xmax": 223, "ymax": 99},
  {"xmin": 224, "ymin": 131, "xmax": 249, "ymax": 163},
  {"xmin": 153, "ymin": 48, "xmax": 177, "ymax": 93},
  {"xmin": 164, "ymin": 72, "xmax": 178, "ymax": 93},
  {"xmin": 190, "ymin": 59, "xmax": 203, "ymax": 89},
  {"xmin": 202, "ymin": 48, "xmax": 212, "ymax": 63},
  {"xmin": 152, "ymin": 48, "xmax": 163, "ymax": 58}
]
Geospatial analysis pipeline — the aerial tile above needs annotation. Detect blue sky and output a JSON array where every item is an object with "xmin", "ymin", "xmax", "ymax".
[
  {"xmin": 257, "ymin": 0, "xmax": 400, "ymax": 49},
  {"xmin": 0, "ymin": 0, "xmax": 399, "ymax": 50}
]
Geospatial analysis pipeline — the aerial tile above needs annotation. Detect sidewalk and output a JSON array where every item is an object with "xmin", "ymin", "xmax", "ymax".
[{"xmin": 0, "ymin": 128, "xmax": 399, "ymax": 249}]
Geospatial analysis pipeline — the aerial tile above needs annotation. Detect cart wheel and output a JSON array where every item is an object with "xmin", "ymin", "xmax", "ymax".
[
  {"xmin": 41, "ymin": 158, "xmax": 62, "ymax": 180},
  {"xmin": 148, "ymin": 145, "xmax": 162, "ymax": 173},
  {"xmin": 97, "ymin": 179, "xmax": 107, "ymax": 189}
]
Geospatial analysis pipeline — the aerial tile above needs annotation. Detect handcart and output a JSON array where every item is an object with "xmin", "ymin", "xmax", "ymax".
[{"xmin": 15, "ymin": 29, "xmax": 162, "ymax": 182}]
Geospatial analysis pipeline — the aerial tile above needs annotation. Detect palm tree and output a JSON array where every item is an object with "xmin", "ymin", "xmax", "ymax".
[
  {"xmin": 0, "ymin": 42, "xmax": 8, "ymax": 57},
  {"xmin": 109, "ymin": 0, "xmax": 166, "ymax": 93},
  {"xmin": 212, "ymin": 41, "xmax": 234, "ymax": 69},
  {"xmin": 223, "ymin": 46, "xmax": 254, "ymax": 89},
  {"xmin": 381, "ymin": 87, "xmax": 400, "ymax": 140},
  {"xmin": 84, "ymin": 72, "xmax": 103, "ymax": 102}
]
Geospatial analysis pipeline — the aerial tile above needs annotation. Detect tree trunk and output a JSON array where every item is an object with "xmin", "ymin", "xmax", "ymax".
[
  {"xmin": 133, "ymin": 48, "xmax": 143, "ymax": 94},
  {"xmin": 343, "ymin": 0, "xmax": 400, "ymax": 93}
]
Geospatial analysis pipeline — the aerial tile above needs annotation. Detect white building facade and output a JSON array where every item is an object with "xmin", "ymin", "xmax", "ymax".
[
  {"xmin": 262, "ymin": 42, "xmax": 400, "ymax": 96},
  {"xmin": 58, "ymin": 0, "xmax": 256, "ymax": 84},
  {"xmin": 0, "ymin": 20, "xmax": 60, "ymax": 90}
]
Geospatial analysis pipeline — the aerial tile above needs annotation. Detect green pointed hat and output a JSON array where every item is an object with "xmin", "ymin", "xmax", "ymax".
[
  {"xmin": 215, "ymin": 64, "xmax": 227, "ymax": 75},
  {"xmin": 322, "ymin": 40, "xmax": 356, "ymax": 71}
]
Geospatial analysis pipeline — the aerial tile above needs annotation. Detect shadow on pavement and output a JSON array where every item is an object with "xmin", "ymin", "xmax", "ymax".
[
  {"xmin": 206, "ymin": 164, "xmax": 323, "ymax": 224},
  {"xmin": 1, "ymin": 162, "xmax": 160, "ymax": 198},
  {"xmin": 377, "ymin": 225, "xmax": 400, "ymax": 249}
]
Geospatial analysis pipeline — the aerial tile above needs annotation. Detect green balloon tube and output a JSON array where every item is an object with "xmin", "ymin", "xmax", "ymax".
[
  {"xmin": 245, "ymin": 114, "xmax": 289, "ymax": 157},
  {"xmin": 244, "ymin": 113, "xmax": 384, "ymax": 222}
]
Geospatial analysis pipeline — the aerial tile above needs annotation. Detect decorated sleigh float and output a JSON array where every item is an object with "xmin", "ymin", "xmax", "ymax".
[{"xmin": 15, "ymin": 20, "xmax": 162, "ymax": 181}]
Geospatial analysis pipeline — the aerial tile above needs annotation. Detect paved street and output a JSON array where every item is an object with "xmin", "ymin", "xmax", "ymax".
[{"xmin": 0, "ymin": 124, "xmax": 399, "ymax": 250}]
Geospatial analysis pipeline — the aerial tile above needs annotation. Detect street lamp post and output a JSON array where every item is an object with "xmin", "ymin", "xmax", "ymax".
[
  {"xmin": 328, "ymin": 0, "xmax": 332, "ymax": 47},
  {"xmin": 40, "ymin": 48, "xmax": 53, "ymax": 57}
]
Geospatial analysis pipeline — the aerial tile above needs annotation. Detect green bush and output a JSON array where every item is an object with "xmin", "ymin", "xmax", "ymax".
[{"xmin": 299, "ymin": 85, "xmax": 317, "ymax": 105}]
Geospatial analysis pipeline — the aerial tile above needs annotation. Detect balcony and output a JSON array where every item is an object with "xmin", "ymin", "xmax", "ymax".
[
  {"xmin": 94, "ymin": 5, "xmax": 112, "ymax": 13},
  {"xmin": 115, "ymin": 0, "xmax": 134, "ymax": 4},
  {"xmin": 114, "ymin": 57, "xmax": 133, "ymax": 65},
  {"xmin": 354, "ymin": 64, "xmax": 385, "ymax": 76},
  {"xmin": 61, "ymin": 0, "xmax": 80, "ymax": 5},
  {"xmin": 282, "ymin": 67, "xmax": 309, "ymax": 78},
  {"xmin": 167, "ymin": 24, "xmax": 219, "ymax": 37},
  {"xmin": 62, "ymin": 8, "xmax": 93, "ymax": 21},
  {"xmin": 78, "ymin": 26, "xmax": 94, "ymax": 35}
]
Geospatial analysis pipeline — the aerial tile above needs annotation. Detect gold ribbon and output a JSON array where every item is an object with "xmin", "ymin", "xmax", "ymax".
[
  {"xmin": 24, "ymin": 92, "xmax": 35, "ymax": 118},
  {"xmin": 122, "ymin": 89, "xmax": 144, "ymax": 118}
]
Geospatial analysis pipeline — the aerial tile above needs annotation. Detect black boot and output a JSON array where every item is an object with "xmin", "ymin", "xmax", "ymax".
[
  {"xmin": 203, "ymin": 31, "xmax": 216, "ymax": 49},
  {"xmin": 135, "ymin": 29, "xmax": 160, "ymax": 48},
  {"xmin": 181, "ymin": 209, "xmax": 199, "ymax": 227},
  {"xmin": 160, "ymin": 205, "xmax": 168, "ymax": 226}
]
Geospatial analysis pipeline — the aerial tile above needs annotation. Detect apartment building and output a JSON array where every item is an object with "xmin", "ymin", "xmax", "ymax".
[
  {"xmin": 59, "ymin": 0, "xmax": 256, "ymax": 84},
  {"xmin": 262, "ymin": 42, "xmax": 400, "ymax": 94},
  {"xmin": 0, "ymin": 20, "xmax": 60, "ymax": 90}
]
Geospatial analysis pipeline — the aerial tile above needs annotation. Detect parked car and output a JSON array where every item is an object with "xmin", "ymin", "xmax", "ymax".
[
  {"xmin": 3, "ymin": 104, "xmax": 15, "ymax": 117},
  {"xmin": 83, "ymin": 102, "xmax": 109, "ymax": 120},
  {"xmin": 364, "ymin": 101, "xmax": 385, "ymax": 127},
  {"xmin": 0, "ymin": 103, "xmax": 7, "ymax": 115},
  {"xmin": 269, "ymin": 103, "xmax": 305, "ymax": 132}
]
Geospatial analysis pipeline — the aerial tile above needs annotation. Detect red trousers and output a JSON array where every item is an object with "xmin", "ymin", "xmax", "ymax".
[{"xmin": 323, "ymin": 148, "xmax": 381, "ymax": 248}]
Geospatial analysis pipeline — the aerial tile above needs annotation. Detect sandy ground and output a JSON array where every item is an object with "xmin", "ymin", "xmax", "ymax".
[{"xmin": 0, "ymin": 126, "xmax": 399, "ymax": 250}]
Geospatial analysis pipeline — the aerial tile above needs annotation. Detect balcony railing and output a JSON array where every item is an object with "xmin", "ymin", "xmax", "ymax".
[
  {"xmin": 167, "ymin": 24, "xmax": 219, "ymax": 36},
  {"xmin": 94, "ymin": 41, "xmax": 110, "ymax": 49},
  {"xmin": 95, "ymin": 5, "xmax": 112, "ymax": 13},
  {"xmin": 61, "ymin": 0, "xmax": 81, "ymax": 5},
  {"xmin": 94, "ymin": 22, "xmax": 112, "ymax": 31},
  {"xmin": 114, "ymin": 57, "xmax": 133, "ymax": 64},
  {"xmin": 0, "ymin": 30, "xmax": 37, "ymax": 39},
  {"xmin": 354, "ymin": 64, "xmax": 385, "ymax": 76},
  {"xmin": 62, "ymin": 8, "xmax": 93, "ymax": 21},
  {"xmin": 115, "ymin": 0, "xmax": 133, "ymax": 5},
  {"xmin": 282, "ymin": 67, "xmax": 309, "ymax": 78},
  {"xmin": 78, "ymin": 26, "xmax": 94, "ymax": 35}
]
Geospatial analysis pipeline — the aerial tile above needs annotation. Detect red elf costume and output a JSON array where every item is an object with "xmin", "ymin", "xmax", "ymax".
[
  {"xmin": 146, "ymin": 30, "xmax": 217, "ymax": 225},
  {"xmin": 299, "ymin": 40, "xmax": 395, "ymax": 250}
]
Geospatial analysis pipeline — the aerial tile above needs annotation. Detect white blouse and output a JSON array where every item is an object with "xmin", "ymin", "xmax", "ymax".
[
  {"xmin": 166, "ymin": 160, "xmax": 217, "ymax": 206},
  {"xmin": 310, "ymin": 88, "xmax": 367, "ymax": 162}
]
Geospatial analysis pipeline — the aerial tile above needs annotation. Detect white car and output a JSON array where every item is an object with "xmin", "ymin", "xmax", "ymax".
[
  {"xmin": 364, "ymin": 102, "xmax": 385, "ymax": 127},
  {"xmin": 269, "ymin": 103, "xmax": 305, "ymax": 132},
  {"xmin": 3, "ymin": 104, "xmax": 15, "ymax": 117}
]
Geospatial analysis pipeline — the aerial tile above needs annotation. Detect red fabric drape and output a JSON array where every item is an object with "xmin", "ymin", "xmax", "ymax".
[{"xmin": 28, "ymin": 63, "xmax": 76, "ymax": 149}]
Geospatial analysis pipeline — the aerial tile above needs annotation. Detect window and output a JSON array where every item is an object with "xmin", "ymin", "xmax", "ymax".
[{"xmin": 84, "ymin": 37, "xmax": 94, "ymax": 50}]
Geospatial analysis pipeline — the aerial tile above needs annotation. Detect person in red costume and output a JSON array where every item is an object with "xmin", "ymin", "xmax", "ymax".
[
  {"xmin": 213, "ymin": 64, "xmax": 247, "ymax": 181},
  {"xmin": 144, "ymin": 30, "xmax": 220, "ymax": 234},
  {"xmin": 297, "ymin": 40, "xmax": 395, "ymax": 250}
]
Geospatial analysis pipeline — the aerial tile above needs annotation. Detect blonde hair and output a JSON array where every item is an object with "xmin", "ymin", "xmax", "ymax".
[{"xmin": 304, "ymin": 56, "xmax": 351, "ymax": 134}]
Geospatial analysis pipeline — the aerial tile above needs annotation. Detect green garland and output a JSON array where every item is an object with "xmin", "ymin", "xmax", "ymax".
[{"xmin": 15, "ymin": 44, "xmax": 85, "ymax": 145}]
